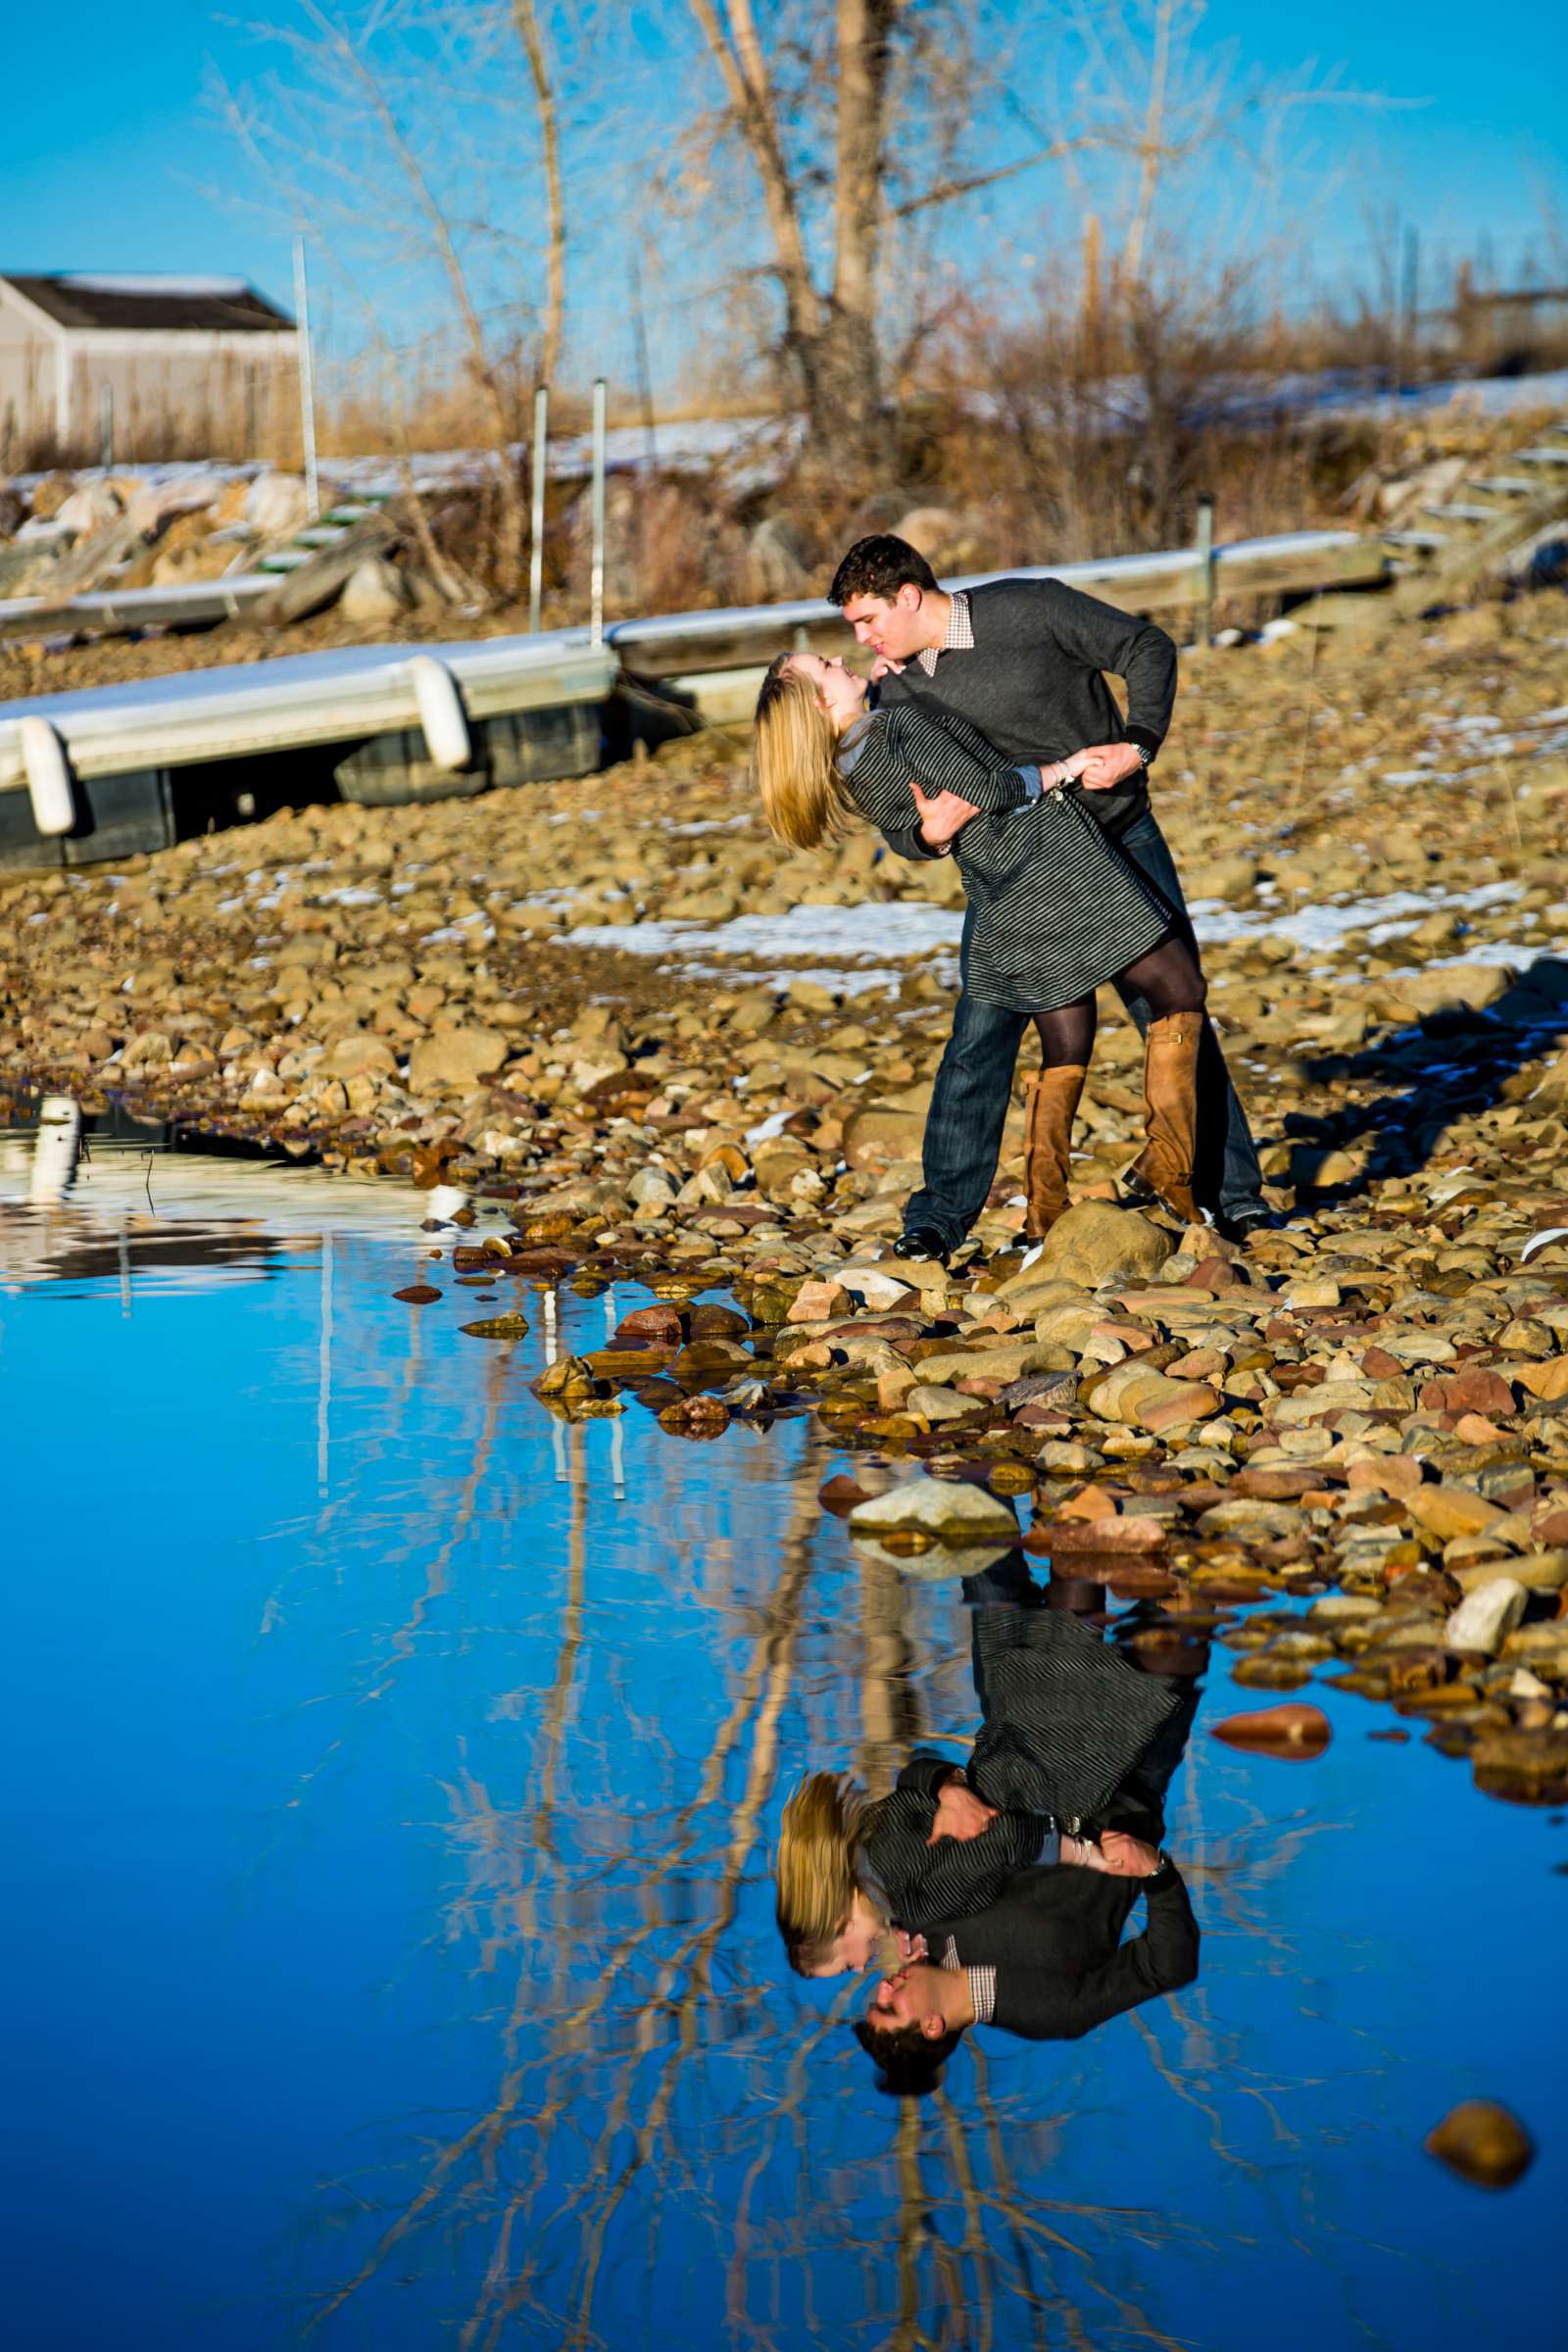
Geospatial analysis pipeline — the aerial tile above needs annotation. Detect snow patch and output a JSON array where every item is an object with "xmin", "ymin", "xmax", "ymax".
[{"xmin": 564, "ymin": 902, "xmax": 963, "ymax": 962}]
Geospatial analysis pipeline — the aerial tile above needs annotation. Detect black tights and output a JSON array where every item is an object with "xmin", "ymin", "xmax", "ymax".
[{"xmin": 1032, "ymin": 931, "xmax": 1205, "ymax": 1067}]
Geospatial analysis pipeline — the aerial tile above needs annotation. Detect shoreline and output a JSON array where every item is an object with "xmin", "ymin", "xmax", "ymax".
[{"xmin": 4, "ymin": 589, "xmax": 1568, "ymax": 1797}]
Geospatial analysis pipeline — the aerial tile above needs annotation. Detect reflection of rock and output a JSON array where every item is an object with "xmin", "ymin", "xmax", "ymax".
[{"xmin": 1425, "ymin": 2100, "xmax": 1534, "ymax": 2189}]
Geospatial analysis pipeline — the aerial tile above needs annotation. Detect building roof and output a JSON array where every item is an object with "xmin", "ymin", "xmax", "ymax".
[{"xmin": 2, "ymin": 274, "xmax": 294, "ymax": 335}]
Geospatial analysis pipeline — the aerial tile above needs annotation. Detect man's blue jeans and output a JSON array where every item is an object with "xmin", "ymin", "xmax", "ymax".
[{"xmin": 903, "ymin": 808, "xmax": 1266, "ymax": 1247}]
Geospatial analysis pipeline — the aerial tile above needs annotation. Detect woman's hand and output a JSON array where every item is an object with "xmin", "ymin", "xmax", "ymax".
[
  {"xmin": 894, "ymin": 1928, "xmax": 929, "ymax": 1963},
  {"xmin": 910, "ymin": 780, "xmax": 979, "ymax": 848}
]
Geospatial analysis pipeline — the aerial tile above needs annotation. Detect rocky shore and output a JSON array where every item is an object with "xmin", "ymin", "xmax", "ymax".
[{"xmin": 5, "ymin": 588, "xmax": 1568, "ymax": 1798}]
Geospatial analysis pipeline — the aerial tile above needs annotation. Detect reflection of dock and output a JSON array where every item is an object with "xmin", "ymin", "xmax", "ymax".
[{"xmin": 0, "ymin": 1103, "xmax": 437, "ymax": 1298}]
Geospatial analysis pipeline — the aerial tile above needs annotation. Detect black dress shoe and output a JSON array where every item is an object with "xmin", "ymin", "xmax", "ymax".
[
  {"xmin": 1215, "ymin": 1208, "xmax": 1275, "ymax": 1244},
  {"xmin": 893, "ymin": 1227, "xmax": 951, "ymax": 1265}
]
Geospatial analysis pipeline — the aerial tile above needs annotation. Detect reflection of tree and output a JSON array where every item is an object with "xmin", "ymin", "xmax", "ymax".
[
  {"xmin": 268, "ymin": 1278, "xmax": 1254, "ymax": 2350},
  {"xmin": 309, "ymin": 1429, "xmax": 830, "ymax": 2343}
]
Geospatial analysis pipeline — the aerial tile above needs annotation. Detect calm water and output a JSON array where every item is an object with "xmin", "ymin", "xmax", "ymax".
[{"xmin": 1, "ymin": 1114, "xmax": 1563, "ymax": 2351}]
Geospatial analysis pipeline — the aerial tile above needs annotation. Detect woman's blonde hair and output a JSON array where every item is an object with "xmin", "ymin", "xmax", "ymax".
[
  {"xmin": 775, "ymin": 1773, "xmax": 864, "ymax": 1971},
  {"xmin": 753, "ymin": 653, "xmax": 858, "ymax": 851}
]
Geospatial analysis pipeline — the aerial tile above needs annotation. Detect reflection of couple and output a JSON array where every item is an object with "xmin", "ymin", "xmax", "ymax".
[
  {"xmin": 754, "ymin": 534, "xmax": 1270, "ymax": 1254},
  {"xmin": 777, "ymin": 1562, "xmax": 1201, "ymax": 2093}
]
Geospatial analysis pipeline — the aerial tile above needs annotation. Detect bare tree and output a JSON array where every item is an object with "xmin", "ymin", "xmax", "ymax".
[
  {"xmin": 510, "ymin": 0, "xmax": 566, "ymax": 386},
  {"xmin": 667, "ymin": 1, "xmax": 1093, "ymax": 467},
  {"xmin": 211, "ymin": 0, "xmax": 577, "ymax": 593}
]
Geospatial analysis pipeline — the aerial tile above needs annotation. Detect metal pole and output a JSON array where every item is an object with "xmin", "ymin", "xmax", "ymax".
[
  {"xmin": 1194, "ymin": 492, "xmax": 1215, "ymax": 645},
  {"xmin": 317, "ymin": 1228, "xmax": 333, "ymax": 1499},
  {"xmin": 293, "ymin": 235, "xmax": 320, "ymax": 521},
  {"xmin": 100, "ymin": 382, "xmax": 114, "ymax": 472},
  {"xmin": 1401, "ymin": 222, "xmax": 1421, "ymax": 379},
  {"xmin": 528, "ymin": 382, "xmax": 548, "ymax": 633},
  {"xmin": 590, "ymin": 375, "xmax": 607, "ymax": 648},
  {"xmin": 1400, "ymin": 225, "xmax": 1429, "ymax": 385}
]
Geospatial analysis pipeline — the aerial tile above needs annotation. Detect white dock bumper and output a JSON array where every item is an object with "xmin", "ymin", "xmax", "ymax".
[
  {"xmin": 409, "ymin": 655, "xmax": 471, "ymax": 773},
  {"xmin": 20, "ymin": 717, "xmax": 75, "ymax": 837}
]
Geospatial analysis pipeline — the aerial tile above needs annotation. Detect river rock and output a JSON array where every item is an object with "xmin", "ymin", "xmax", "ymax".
[
  {"xmin": 1210, "ymin": 1703, "xmax": 1333, "ymax": 1758},
  {"xmin": 1425, "ymin": 2101, "xmax": 1534, "ymax": 2188},
  {"xmin": 1445, "ymin": 1578, "xmax": 1528, "ymax": 1656},
  {"xmin": 1026, "ymin": 1201, "xmax": 1173, "ymax": 1287},
  {"xmin": 849, "ymin": 1479, "xmax": 1019, "ymax": 1545}
]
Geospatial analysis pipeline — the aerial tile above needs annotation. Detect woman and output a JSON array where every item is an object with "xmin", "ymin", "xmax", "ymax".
[
  {"xmin": 753, "ymin": 650, "xmax": 1210, "ymax": 1231},
  {"xmin": 775, "ymin": 1596, "xmax": 1184, "ymax": 1976},
  {"xmin": 777, "ymin": 1770, "xmax": 1160, "ymax": 1978}
]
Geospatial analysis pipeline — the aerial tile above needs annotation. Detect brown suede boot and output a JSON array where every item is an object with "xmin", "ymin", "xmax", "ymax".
[
  {"xmin": 1023, "ymin": 1064, "xmax": 1088, "ymax": 1238},
  {"xmin": 1126, "ymin": 1013, "xmax": 1201, "ymax": 1225}
]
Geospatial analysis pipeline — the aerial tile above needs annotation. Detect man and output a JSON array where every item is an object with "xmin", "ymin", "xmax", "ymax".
[
  {"xmin": 827, "ymin": 533, "xmax": 1270, "ymax": 1254},
  {"xmin": 855, "ymin": 1692, "xmax": 1201, "ymax": 2094},
  {"xmin": 856, "ymin": 1848, "xmax": 1199, "ymax": 2085}
]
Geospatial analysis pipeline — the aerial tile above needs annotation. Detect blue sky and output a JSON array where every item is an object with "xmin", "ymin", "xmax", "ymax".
[{"xmin": 7, "ymin": 1, "xmax": 1566, "ymax": 389}]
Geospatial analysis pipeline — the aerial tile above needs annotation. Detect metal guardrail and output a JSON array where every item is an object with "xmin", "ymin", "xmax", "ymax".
[{"xmin": 0, "ymin": 525, "xmax": 1384, "ymax": 647}]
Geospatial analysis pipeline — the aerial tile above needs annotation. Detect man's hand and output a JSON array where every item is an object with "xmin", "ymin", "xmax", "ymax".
[
  {"xmin": 928, "ymin": 1775, "xmax": 999, "ymax": 1845},
  {"xmin": 1093, "ymin": 1830, "xmax": 1161, "ymax": 1877},
  {"xmin": 910, "ymin": 781, "xmax": 979, "ymax": 848},
  {"xmin": 1075, "ymin": 742, "xmax": 1145, "ymax": 792}
]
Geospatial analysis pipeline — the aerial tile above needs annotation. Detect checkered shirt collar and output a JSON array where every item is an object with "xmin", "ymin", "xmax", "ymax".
[{"xmin": 915, "ymin": 589, "xmax": 973, "ymax": 676}]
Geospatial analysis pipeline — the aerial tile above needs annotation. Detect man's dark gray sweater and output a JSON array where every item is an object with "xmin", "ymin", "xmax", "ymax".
[{"xmin": 875, "ymin": 575, "xmax": 1177, "ymax": 848}]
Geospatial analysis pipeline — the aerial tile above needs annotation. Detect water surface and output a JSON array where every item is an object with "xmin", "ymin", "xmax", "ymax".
[{"xmin": 1, "ymin": 1117, "xmax": 1562, "ymax": 2350}]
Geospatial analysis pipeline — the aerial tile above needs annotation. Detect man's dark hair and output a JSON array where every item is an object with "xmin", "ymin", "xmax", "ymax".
[
  {"xmin": 829, "ymin": 534, "xmax": 939, "ymax": 609},
  {"xmin": 853, "ymin": 2016, "xmax": 964, "ymax": 2099}
]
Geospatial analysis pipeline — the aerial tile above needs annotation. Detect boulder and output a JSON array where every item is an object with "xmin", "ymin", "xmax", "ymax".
[
  {"xmin": 1395, "ymin": 961, "xmax": 1515, "ymax": 1019},
  {"xmin": 28, "ymin": 470, "xmax": 76, "ymax": 521},
  {"xmin": 407, "ymin": 1025, "xmax": 509, "ymax": 1093},
  {"xmin": 339, "ymin": 555, "xmax": 413, "ymax": 622},
  {"xmin": 55, "ymin": 480, "xmax": 123, "ymax": 537},
  {"xmin": 122, "ymin": 476, "xmax": 221, "ymax": 537},
  {"xmin": 1023, "ymin": 1201, "xmax": 1172, "ymax": 1287},
  {"xmin": 746, "ymin": 514, "xmax": 811, "ymax": 601},
  {"xmin": 890, "ymin": 504, "xmax": 984, "ymax": 573},
  {"xmin": 244, "ymin": 470, "xmax": 312, "ymax": 537}
]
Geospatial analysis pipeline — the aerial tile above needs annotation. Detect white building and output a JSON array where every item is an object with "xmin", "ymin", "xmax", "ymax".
[{"xmin": 0, "ymin": 273, "xmax": 298, "ymax": 463}]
